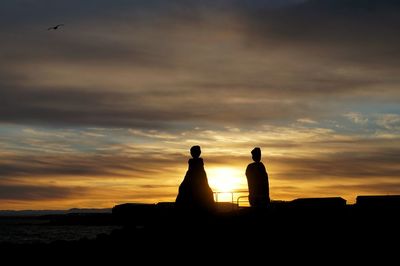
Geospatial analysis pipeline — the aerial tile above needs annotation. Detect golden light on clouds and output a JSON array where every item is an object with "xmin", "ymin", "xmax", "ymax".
[{"xmin": 1, "ymin": 0, "xmax": 400, "ymax": 210}]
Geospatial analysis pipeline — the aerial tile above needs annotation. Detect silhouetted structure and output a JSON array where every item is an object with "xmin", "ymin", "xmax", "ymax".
[
  {"xmin": 3, "ymin": 195, "xmax": 400, "ymax": 261},
  {"xmin": 175, "ymin": 146, "xmax": 215, "ymax": 211},
  {"xmin": 112, "ymin": 203, "xmax": 156, "ymax": 225},
  {"xmin": 290, "ymin": 197, "xmax": 347, "ymax": 209},
  {"xmin": 246, "ymin": 147, "xmax": 270, "ymax": 208},
  {"xmin": 356, "ymin": 195, "xmax": 400, "ymax": 209}
]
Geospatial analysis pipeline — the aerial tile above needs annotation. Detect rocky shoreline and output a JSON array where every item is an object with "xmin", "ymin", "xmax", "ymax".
[{"xmin": 2, "ymin": 196, "xmax": 399, "ymax": 261}]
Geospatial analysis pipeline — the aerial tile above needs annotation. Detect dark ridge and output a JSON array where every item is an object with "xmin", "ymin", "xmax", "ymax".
[
  {"xmin": 356, "ymin": 195, "xmax": 400, "ymax": 208},
  {"xmin": 1, "ymin": 195, "xmax": 399, "ymax": 261}
]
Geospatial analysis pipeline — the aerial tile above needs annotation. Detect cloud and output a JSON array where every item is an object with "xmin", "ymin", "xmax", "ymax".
[
  {"xmin": 243, "ymin": 0, "xmax": 400, "ymax": 66},
  {"xmin": 0, "ymin": 123, "xmax": 399, "ymax": 206},
  {"xmin": 0, "ymin": 184, "xmax": 88, "ymax": 201},
  {"xmin": 0, "ymin": 0, "xmax": 399, "ymax": 129},
  {"xmin": 376, "ymin": 114, "xmax": 400, "ymax": 130},
  {"xmin": 0, "ymin": 152, "xmax": 186, "ymax": 180},
  {"xmin": 318, "ymin": 182, "xmax": 400, "ymax": 196},
  {"xmin": 272, "ymin": 148, "xmax": 400, "ymax": 180},
  {"xmin": 0, "ymin": 0, "xmax": 400, "ymax": 208},
  {"xmin": 296, "ymin": 118, "xmax": 318, "ymax": 124},
  {"xmin": 0, "ymin": 84, "xmax": 327, "ymax": 128},
  {"xmin": 1, "ymin": 124, "xmax": 399, "ymax": 183},
  {"xmin": 344, "ymin": 112, "xmax": 368, "ymax": 125}
]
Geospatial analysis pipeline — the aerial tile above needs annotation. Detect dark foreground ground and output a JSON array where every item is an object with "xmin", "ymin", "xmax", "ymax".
[{"xmin": 1, "ymin": 197, "xmax": 399, "ymax": 262}]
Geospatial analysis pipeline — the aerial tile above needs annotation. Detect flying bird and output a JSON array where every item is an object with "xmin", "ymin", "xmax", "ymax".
[{"xmin": 47, "ymin": 24, "xmax": 64, "ymax": 30}]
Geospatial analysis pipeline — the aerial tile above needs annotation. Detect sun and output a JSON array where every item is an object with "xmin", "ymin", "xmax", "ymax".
[
  {"xmin": 207, "ymin": 167, "xmax": 244, "ymax": 193},
  {"xmin": 207, "ymin": 167, "xmax": 247, "ymax": 202}
]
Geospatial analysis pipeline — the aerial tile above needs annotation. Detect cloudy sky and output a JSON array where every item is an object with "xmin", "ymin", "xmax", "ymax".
[{"xmin": 1, "ymin": 0, "xmax": 399, "ymax": 209}]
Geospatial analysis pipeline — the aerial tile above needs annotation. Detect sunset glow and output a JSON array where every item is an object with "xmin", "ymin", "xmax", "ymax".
[
  {"xmin": 207, "ymin": 167, "xmax": 247, "ymax": 202},
  {"xmin": 1, "ymin": 0, "xmax": 400, "ymax": 210},
  {"xmin": 208, "ymin": 168, "xmax": 244, "ymax": 193}
]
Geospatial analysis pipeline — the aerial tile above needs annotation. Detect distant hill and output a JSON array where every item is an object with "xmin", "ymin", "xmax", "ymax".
[
  {"xmin": 66, "ymin": 208, "xmax": 112, "ymax": 214},
  {"xmin": 0, "ymin": 208, "xmax": 112, "ymax": 216}
]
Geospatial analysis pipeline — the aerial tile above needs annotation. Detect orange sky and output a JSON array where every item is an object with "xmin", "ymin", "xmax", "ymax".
[{"xmin": 0, "ymin": 0, "xmax": 400, "ymax": 210}]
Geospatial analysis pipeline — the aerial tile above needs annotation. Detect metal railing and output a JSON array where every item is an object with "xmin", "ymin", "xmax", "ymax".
[
  {"xmin": 213, "ymin": 190, "xmax": 249, "ymax": 208},
  {"xmin": 236, "ymin": 195, "xmax": 249, "ymax": 207}
]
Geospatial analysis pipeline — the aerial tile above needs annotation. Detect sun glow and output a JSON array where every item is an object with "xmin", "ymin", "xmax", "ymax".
[
  {"xmin": 207, "ymin": 167, "xmax": 247, "ymax": 202},
  {"xmin": 208, "ymin": 168, "xmax": 242, "ymax": 192}
]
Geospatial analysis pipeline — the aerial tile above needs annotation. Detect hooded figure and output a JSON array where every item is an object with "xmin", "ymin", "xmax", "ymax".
[
  {"xmin": 245, "ymin": 147, "xmax": 270, "ymax": 208},
  {"xmin": 176, "ymin": 146, "xmax": 215, "ymax": 211}
]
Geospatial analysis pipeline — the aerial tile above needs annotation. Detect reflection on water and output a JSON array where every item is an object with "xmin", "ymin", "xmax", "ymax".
[{"xmin": 0, "ymin": 218, "xmax": 120, "ymax": 244}]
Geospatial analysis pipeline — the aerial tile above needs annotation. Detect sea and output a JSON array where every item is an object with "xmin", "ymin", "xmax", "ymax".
[{"xmin": 0, "ymin": 217, "xmax": 120, "ymax": 244}]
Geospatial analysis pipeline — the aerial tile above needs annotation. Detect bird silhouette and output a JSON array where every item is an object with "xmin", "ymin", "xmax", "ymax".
[{"xmin": 48, "ymin": 24, "xmax": 64, "ymax": 30}]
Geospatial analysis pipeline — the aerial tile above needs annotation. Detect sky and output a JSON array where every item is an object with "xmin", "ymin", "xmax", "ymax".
[{"xmin": 1, "ymin": 0, "xmax": 400, "ymax": 210}]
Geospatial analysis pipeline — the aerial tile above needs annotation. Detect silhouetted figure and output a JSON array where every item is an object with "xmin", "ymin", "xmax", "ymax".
[
  {"xmin": 176, "ymin": 146, "xmax": 215, "ymax": 212},
  {"xmin": 246, "ymin": 147, "xmax": 270, "ymax": 208}
]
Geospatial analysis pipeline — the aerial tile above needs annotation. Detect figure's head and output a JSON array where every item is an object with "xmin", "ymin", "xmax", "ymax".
[
  {"xmin": 190, "ymin": 145, "xmax": 201, "ymax": 158},
  {"xmin": 251, "ymin": 147, "xmax": 261, "ymax": 162}
]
